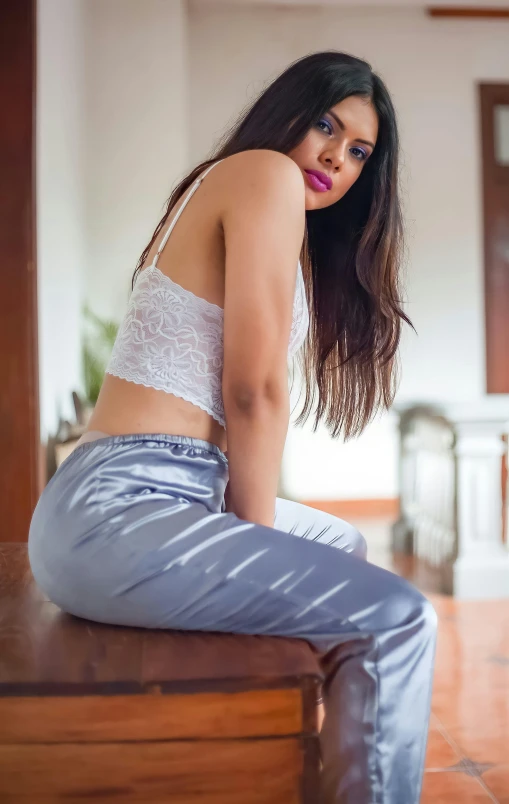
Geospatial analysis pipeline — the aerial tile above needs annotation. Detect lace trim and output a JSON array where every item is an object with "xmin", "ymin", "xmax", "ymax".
[
  {"xmin": 106, "ymin": 265, "xmax": 225, "ymax": 422},
  {"xmin": 288, "ymin": 264, "xmax": 309, "ymax": 357},
  {"xmin": 106, "ymin": 260, "xmax": 308, "ymax": 428},
  {"xmin": 145, "ymin": 263, "xmax": 224, "ymax": 313}
]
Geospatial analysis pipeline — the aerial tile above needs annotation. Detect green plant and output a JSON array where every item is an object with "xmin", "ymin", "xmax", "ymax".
[{"xmin": 82, "ymin": 303, "xmax": 119, "ymax": 406}]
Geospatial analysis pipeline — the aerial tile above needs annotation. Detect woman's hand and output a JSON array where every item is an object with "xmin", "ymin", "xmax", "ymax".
[{"xmin": 224, "ymin": 479, "xmax": 232, "ymax": 513}]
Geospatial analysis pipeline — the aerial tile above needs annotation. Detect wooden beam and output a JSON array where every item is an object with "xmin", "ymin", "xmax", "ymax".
[
  {"xmin": 302, "ymin": 498, "xmax": 399, "ymax": 519},
  {"xmin": 0, "ymin": 0, "xmax": 40, "ymax": 542},
  {"xmin": 428, "ymin": 7, "xmax": 509, "ymax": 17}
]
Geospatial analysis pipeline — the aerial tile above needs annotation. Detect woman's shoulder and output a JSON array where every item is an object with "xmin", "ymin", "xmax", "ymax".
[
  {"xmin": 216, "ymin": 149, "xmax": 304, "ymax": 191},
  {"xmin": 214, "ymin": 150, "xmax": 305, "ymax": 219}
]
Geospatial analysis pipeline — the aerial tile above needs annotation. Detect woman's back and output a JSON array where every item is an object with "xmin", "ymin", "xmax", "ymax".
[
  {"xmin": 87, "ymin": 151, "xmax": 309, "ymax": 453},
  {"xmin": 88, "ymin": 157, "xmax": 230, "ymax": 450}
]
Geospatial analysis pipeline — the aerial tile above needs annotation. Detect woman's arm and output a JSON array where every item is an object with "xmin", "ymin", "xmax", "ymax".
[{"xmin": 220, "ymin": 150, "xmax": 306, "ymax": 527}]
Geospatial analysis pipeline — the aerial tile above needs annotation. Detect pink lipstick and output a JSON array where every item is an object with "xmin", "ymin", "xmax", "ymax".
[{"xmin": 304, "ymin": 169, "xmax": 332, "ymax": 192}]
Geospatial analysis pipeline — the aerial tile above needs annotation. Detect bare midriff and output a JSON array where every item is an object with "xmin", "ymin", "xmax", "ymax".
[
  {"xmin": 83, "ymin": 162, "xmax": 228, "ymax": 454},
  {"xmin": 86, "ymin": 374, "xmax": 227, "ymax": 452}
]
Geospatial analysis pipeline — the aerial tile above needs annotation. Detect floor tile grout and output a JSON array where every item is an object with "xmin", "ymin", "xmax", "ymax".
[
  {"xmin": 431, "ymin": 713, "xmax": 467, "ymax": 760},
  {"xmin": 477, "ymin": 776, "xmax": 501, "ymax": 804}
]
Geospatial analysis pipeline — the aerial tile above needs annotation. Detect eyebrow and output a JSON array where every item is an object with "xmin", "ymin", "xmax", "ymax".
[{"xmin": 327, "ymin": 110, "xmax": 376, "ymax": 150}]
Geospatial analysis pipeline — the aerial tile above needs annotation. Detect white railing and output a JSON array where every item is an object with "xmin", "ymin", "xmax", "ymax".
[{"xmin": 392, "ymin": 401, "xmax": 509, "ymax": 599}]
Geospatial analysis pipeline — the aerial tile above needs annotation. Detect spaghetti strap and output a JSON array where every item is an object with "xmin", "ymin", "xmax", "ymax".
[{"xmin": 153, "ymin": 159, "xmax": 224, "ymax": 268}]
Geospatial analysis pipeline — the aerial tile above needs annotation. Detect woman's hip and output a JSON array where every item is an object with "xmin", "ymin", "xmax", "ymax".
[{"xmin": 28, "ymin": 433, "xmax": 230, "ymax": 606}]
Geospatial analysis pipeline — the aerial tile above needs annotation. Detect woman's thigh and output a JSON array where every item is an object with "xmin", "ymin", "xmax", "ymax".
[
  {"xmin": 275, "ymin": 497, "xmax": 367, "ymax": 559},
  {"xmin": 45, "ymin": 494, "xmax": 425, "ymax": 643}
]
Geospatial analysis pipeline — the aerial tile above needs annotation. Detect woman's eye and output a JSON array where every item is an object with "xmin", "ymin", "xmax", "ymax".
[
  {"xmin": 316, "ymin": 118, "xmax": 333, "ymax": 136},
  {"xmin": 351, "ymin": 147, "xmax": 368, "ymax": 162}
]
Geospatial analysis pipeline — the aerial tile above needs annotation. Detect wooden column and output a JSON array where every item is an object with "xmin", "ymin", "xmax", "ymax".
[{"xmin": 0, "ymin": 0, "xmax": 40, "ymax": 542}]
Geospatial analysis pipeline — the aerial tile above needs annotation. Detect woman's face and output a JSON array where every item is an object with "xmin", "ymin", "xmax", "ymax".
[{"xmin": 287, "ymin": 95, "xmax": 379, "ymax": 211}]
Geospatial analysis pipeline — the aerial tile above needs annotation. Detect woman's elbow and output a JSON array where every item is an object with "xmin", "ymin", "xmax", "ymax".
[{"xmin": 223, "ymin": 376, "xmax": 288, "ymax": 417}]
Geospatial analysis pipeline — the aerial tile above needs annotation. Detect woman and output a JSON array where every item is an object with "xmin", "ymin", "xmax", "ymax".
[{"xmin": 29, "ymin": 51, "xmax": 437, "ymax": 803}]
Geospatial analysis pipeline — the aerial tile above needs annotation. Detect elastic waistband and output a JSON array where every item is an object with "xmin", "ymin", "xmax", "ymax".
[{"xmin": 67, "ymin": 433, "xmax": 228, "ymax": 464}]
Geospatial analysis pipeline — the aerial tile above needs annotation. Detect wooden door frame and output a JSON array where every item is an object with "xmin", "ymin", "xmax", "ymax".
[
  {"xmin": 0, "ymin": 0, "xmax": 40, "ymax": 542},
  {"xmin": 480, "ymin": 83, "xmax": 509, "ymax": 394}
]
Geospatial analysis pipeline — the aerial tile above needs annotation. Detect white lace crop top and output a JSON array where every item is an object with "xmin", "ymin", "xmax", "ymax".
[{"xmin": 105, "ymin": 159, "xmax": 309, "ymax": 428}]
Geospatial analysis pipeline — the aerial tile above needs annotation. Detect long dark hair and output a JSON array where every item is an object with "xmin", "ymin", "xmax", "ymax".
[{"xmin": 133, "ymin": 51, "xmax": 413, "ymax": 440}]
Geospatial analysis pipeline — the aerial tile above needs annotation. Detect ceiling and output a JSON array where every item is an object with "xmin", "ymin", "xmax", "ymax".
[{"xmin": 194, "ymin": 0, "xmax": 509, "ymax": 8}]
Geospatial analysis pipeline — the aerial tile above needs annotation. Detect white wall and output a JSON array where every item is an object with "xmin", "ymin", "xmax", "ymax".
[
  {"xmin": 83, "ymin": 0, "xmax": 189, "ymax": 321},
  {"xmin": 37, "ymin": 0, "xmax": 189, "ymax": 440},
  {"xmin": 37, "ymin": 0, "xmax": 87, "ymax": 441},
  {"xmin": 189, "ymin": 2, "xmax": 509, "ymax": 500}
]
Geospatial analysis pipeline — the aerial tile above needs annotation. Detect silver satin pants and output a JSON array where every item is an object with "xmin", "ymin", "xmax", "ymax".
[{"xmin": 28, "ymin": 433, "xmax": 437, "ymax": 804}]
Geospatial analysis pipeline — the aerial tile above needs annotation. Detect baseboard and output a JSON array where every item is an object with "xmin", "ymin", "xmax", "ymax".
[{"xmin": 301, "ymin": 498, "xmax": 399, "ymax": 519}]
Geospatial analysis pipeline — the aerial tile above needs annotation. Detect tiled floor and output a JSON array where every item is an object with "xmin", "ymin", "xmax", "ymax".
[{"xmin": 351, "ymin": 517, "xmax": 509, "ymax": 803}]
